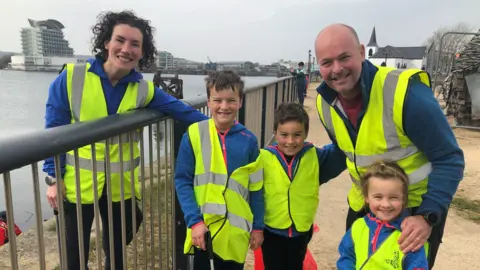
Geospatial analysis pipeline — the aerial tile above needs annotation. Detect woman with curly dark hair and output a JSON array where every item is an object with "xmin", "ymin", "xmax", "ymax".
[{"xmin": 43, "ymin": 10, "xmax": 208, "ymax": 269}]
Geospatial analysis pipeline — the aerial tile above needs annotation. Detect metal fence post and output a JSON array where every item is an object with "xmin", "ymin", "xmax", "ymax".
[
  {"xmin": 274, "ymin": 82, "xmax": 279, "ymax": 109},
  {"xmin": 260, "ymin": 86, "xmax": 268, "ymax": 147},
  {"xmin": 238, "ymin": 95, "xmax": 246, "ymax": 125},
  {"xmin": 172, "ymin": 119, "xmax": 189, "ymax": 270}
]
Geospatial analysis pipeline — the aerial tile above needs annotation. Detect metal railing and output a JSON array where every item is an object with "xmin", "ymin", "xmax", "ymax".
[{"xmin": 0, "ymin": 76, "xmax": 297, "ymax": 269}]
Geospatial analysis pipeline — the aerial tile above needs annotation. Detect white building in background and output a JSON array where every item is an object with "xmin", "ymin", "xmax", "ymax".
[
  {"xmin": 21, "ymin": 19, "xmax": 74, "ymax": 57},
  {"xmin": 157, "ymin": 51, "xmax": 174, "ymax": 69},
  {"xmin": 9, "ymin": 55, "xmax": 91, "ymax": 71},
  {"xmin": 366, "ymin": 26, "xmax": 427, "ymax": 69},
  {"xmin": 8, "ymin": 18, "xmax": 94, "ymax": 71}
]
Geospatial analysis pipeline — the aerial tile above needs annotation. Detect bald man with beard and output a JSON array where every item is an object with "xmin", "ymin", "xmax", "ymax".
[{"xmin": 314, "ymin": 24, "xmax": 464, "ymax": 269}]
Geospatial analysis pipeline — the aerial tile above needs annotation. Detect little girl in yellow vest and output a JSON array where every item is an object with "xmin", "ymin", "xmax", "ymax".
[{"xmin": 337, "ymin": 161, "xmax": 429, "ymax": 270}]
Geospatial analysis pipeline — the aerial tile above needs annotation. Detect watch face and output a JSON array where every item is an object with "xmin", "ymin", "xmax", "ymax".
[{"xmin": 427, "ymin": 213, "xmax": 439, "ymax": 225}]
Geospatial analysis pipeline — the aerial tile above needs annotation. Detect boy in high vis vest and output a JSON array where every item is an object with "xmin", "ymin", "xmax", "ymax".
[
  {"xmin": 175, "ymin": 70, "xmax": 264, "ymax": 270},
  {"xmin": 337, "ymin": 161, "xmax": 429, "ymax": 270},
  {"xmin": 260, "ymin": 102, "xmax": 346, "ymax": 270}
]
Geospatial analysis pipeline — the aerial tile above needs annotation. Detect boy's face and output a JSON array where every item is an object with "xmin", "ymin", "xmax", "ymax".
[
  {"xmin": 274, "ymin": 120, "xmax": 307, "ymax": 156},
  {"xmin": 207, "ymin": 87, "xmax": 242, "ymax": 131}
]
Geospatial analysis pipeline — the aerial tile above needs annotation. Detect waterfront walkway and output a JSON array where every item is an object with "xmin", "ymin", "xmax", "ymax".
[
  {"xmin": 244, "ymin": 82, "xmax": 480, "ymax": 270},
  {"xmin": 0, "ymin": 78, "xmax": 478, "ymax": 269}
]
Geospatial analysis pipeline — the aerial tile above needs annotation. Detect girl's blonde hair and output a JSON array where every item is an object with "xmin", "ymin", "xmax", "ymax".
[{"xmin": 360, "ymin": 160, "xmax": 409, "ymax": 208}]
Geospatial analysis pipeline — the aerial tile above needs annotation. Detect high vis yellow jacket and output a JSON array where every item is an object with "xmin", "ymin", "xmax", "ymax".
[
  {"xmin": 63, "ymin": 63, "xmax": 154, "ymax": 204},
  {"xmin": 261, "ymin": 145, "xmax": 319, "ymax": 233},
  {"xmin": 316, "ymin": 67, "xmax": 432, "ymax": 211},
  {"xmin": 337, "ymin": 212, "xmax": 429, "ymax": 269},
  {"xmin": 181, "ymin": 119, "xmax": 263, "ymax": 263}
]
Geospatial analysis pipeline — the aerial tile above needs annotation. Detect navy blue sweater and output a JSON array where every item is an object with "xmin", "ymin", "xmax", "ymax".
[
  {"xmin": 317, "ymin": 60, "xmax": 465, "ymax": 217},
  {"xmin": 42, "ymin": 57, "xmax": 209, "ymax": 178}
]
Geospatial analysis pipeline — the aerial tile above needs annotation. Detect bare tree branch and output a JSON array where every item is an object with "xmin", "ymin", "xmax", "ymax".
[{"xmin": 424, "ymin": 22, "xmax": 476, "ymax": 53}]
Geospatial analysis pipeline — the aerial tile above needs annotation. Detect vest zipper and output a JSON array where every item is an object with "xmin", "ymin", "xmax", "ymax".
[
  {"xmin": 210, "ymin": 128, "xmax": 231, "ymax": 242},
  {"xmin": 277, "ymin": 148, "xmax": 296, "ymax": 237}
]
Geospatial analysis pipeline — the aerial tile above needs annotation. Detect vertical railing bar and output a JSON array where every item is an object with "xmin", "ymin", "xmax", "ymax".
[
  {"xmin": 274, "ymin": 82, "xmax": 279, "ymax": 109},
  {"xmin": 164, "ymin": 119, "xmax": 170, "ymax": 268},
  {"xmin": 169, "ymin": 119, "xmax": 176, "ymax": 270},
  {"xmin": 148, "ymin": 124, "xmax": 155, "ymax": 268},
  {"xmin": 118, "ymin": 134, "xmax": 128, "ymax": 270},
  {"xmin": 3, "ymin": 171, "xmax": 18, "ymax": 269},
  {"xmin": 129, "ymin": 132, "xmax": 138, "ymax": 269},
  {"xmin": 54, "ymin": 155, "xmax": 68, "ymax": 269},
  {"xmin": 139, "ymin": 128, "xmax": 148, "ymax": 270},
  {"xmin": 31, "ymin": 163, "xmax": 46, "ymax": 270},
  {"xmin": 260, "ymin": 86, "xmax": 267, "ymax": 147},
  {"xmin": 73, "ymin": 148, "xmax": 86, "ymax": 270},
  {"xmin": 156, "ymin": 122, "xmax": 164, "ymax": 270},
  {"xmin": 105, "ymin": 141, "xmax": 116, "ymax": 270},
  {"xmin": 90, "ymin": 143, "xmax": 103, "ymax": 270}
]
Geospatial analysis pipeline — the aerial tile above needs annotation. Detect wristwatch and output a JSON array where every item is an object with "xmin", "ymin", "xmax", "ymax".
[
  {"xmin": 421, "ymin": 212, "xmax": 440, "ymax": 226},
  {"xmin": 45, "ymin": 176, "xmax": 57, "ymax": 186}
]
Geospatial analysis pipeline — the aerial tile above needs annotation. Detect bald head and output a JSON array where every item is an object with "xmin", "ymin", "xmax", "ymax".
[
  {"xmin": 315, "ymin": 24, "xmax": 360, "ymax": 47},
  {"xmin": 314, "ymin": 23, "xmax": 365, "ymax": 98}
]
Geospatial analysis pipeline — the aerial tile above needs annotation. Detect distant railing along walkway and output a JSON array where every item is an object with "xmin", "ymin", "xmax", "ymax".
[{"xmin": 0, "ymin": 76, "xmax": 297, "ymax": 270}]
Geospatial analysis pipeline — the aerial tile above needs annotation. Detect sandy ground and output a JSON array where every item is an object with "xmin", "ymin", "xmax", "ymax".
[{"xmin": 244, "ymin": 83, "xmax": 480, "ymax": 270}]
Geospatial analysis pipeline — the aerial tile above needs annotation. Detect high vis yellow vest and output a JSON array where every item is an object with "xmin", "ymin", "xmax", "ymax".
[
  {"xmin": 350, "ymin": 218, "xmax": 429, "ymax": 269},
  {"xmin": 184, "ymin": 119, "xmax": 263, "ymax": 263},
  {"xmin": 63, "ymin": 63, "xmax": 154, "ymax": 204},
  {"xmin": 261, "ymin": 148, "xmax": 319, "ymax": 232},
  {"xmin": 316, "ymin": 68, "xmax": 432, "ymax": 211}
]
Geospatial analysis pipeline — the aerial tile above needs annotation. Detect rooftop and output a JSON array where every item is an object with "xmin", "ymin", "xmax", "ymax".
[
  {"xmin": 370, "ymin": 45, "xmax": 426, "ymax": 59},
  {"xmin": 27, "ymin": 19, "xmax": 65, "ymax": 30}
]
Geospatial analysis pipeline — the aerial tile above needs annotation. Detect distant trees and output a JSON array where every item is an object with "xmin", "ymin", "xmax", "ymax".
[
  {"xmin": 423, "ymin": 22, "xmax": 477, "ymax": 75},
  {"xmin": 424, "ymin": 22, "xmax": 476, "ymax": 54}
]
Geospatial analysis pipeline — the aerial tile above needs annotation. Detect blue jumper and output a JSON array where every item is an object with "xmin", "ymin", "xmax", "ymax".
[
  {"xmin": 42, "ymin": 57, "xmax": 209, "ymax": 178},
  {"xmin": 337, "ymin": 211, "xmax": 429, "ymax": 270}
]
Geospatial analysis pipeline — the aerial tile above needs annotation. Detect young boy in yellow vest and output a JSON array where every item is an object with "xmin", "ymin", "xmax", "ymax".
[
  {"xmin": 260, "ymin": 102, "xmax": 346, "ymax": 270},
  {"xmin": 337, "ymin": 160, "xmax": 429, "ymax": 269},
  {"xmin": 175, "ymin": 70, "xmax": 264, "ymax": 270}
]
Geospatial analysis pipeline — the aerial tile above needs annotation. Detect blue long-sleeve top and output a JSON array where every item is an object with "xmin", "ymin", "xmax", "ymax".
[
  {"xmin": 264, "ymin": 142, "xmax": 346, "ymax": 237},
  {"xmin": 174, "ymin": 122, "xmax": 265, "ymax": 230},
  {"xmin": 42, "ymin": 57, "xmax": 209, "ymax": 178},
  {"xmin": 316, "ymin": 60, "xmax": 465, "ymax": 217},
  {"xmin": 337, "ymin": 211, "xmax": 429, "ymax": 270}
]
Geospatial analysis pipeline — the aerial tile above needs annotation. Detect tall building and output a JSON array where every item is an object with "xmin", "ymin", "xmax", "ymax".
[
  {"xmin": 21, "ymin": 19, "xmax": 74, "ymax": 57},
  {"xmin": 157, "ymin": 51, "xmax": 174, "ymax": 69}
]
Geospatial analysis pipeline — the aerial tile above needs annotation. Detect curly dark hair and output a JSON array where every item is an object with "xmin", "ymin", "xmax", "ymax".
[
  {"xmin": 205, "ymin": 70, "xmax": 245, "ymax": 99},
  {"xmin": 274, "ymin": 102, "xmax": 310, "ymax": 134},
  {"xmin": 91, "ymin": 10, "xmax": 157, "ymax": 69}
]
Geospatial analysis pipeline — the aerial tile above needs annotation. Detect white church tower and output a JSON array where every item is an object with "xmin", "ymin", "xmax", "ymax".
[{"xmin": 366, "ymin": 26, "xmax": 379, "ymax": 58}]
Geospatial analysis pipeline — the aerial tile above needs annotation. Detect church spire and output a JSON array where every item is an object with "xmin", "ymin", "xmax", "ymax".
[{"xmin": 367, "ymin": 26, "xmax": 378, "ymax": 47}]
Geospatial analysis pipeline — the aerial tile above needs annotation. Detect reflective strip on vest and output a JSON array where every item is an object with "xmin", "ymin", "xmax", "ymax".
[
  {"xmin": 195, "ymin": 120, "xmax": 254, "ymax": 232},
  {"xmin": 65, "ymin": 154, "xmax": 140, "ymax": 173},
  {"xmin": 321, "ymin": 69, "xmax": 432, "ymax": 185},
  {"xmin": 70, "ymin": 64, "xmax": 150, "ymax": 122}
]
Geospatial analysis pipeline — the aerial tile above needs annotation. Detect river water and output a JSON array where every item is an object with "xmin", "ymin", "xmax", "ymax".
[{"xmin": 0, "ymin": 70, "xmax": 276, "ymax": 230}]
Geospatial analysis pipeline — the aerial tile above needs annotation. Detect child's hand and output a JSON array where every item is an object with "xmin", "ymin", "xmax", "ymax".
[
  {"xmin": 249, "ymin": 230, "xmax": 264, "ymax": 250},
  {"xmin": 191, "ymin": 222, "xmax": 208, "ymax": 250}
]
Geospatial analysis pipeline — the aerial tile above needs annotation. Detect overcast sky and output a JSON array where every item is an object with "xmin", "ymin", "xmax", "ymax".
[{"xmin": 0, "ymin": 0, "xmax": 476, "ymax": 64}]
